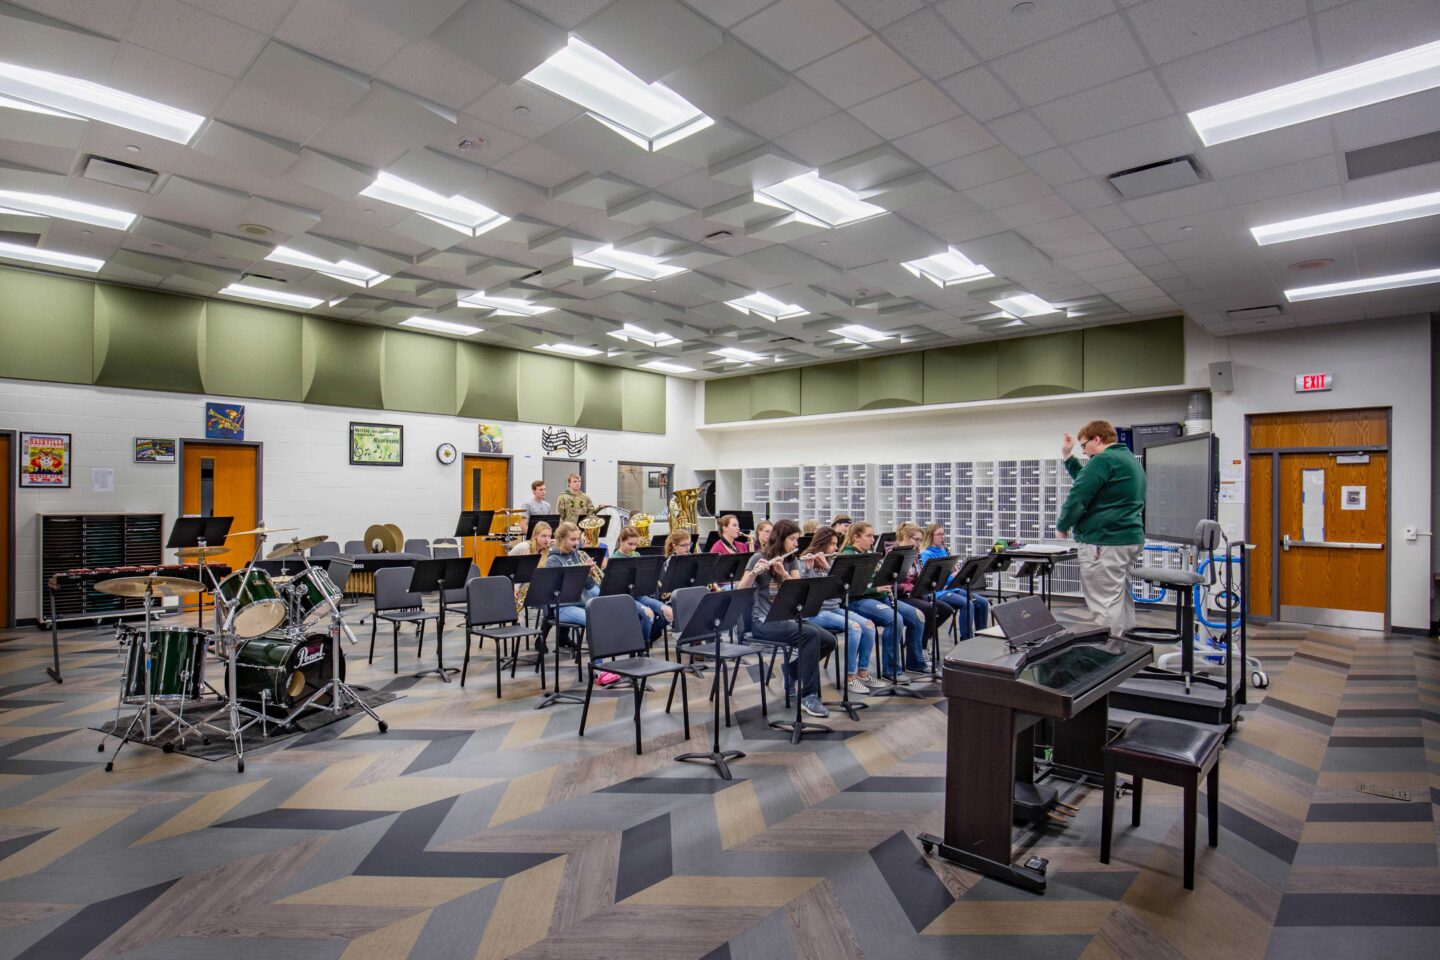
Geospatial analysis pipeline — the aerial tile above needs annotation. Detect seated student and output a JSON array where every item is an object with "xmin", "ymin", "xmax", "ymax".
[
  {"xmin": 737, "ymin": 519, "xmax": 836, "ymax": 718},
  {"xmin": 609, "ymin": 524, "xmax": 670, "ymax": 639},
  {"xmin": 754, "ymin": 520, "xmax": 773, "ymax": 554},
  {"xmin": 839, "ymin": 521, "xmax": 923, "ymax": 680},
  {"xmin": 887, "ymin": 523, "xmax": 955, "ymax": 672},
  {"xmin": 545, "ymin": 521, "xmax": 601, "ymax": 630},
  {"xmin": 802, "ymin": 519, "xmax": 818, "ymax": 535},
  {"xmin": 709, "ymin": 514, "xmax": 751, "ymax": 555},
  {"xmin": 919, "ymin": 522, "xmax": 989, "ymax": 637},
  {"xmin": 832, "ymin": 515, "xmax": 852, "ymax": 539},
  {"xmin": 509, "ymin": 521, "xmax": 552, "ymax": 556},
  {"xmin": 800, "ymin": 526, "xmax": 878, "ymax": 694}
]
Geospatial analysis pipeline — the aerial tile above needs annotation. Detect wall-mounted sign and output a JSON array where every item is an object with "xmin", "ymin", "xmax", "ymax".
[{"xmin": 1295, "ymin": 372, "xmax": 1332, "ymax": 392}]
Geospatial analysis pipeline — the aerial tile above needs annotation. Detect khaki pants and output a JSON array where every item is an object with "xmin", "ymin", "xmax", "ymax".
[{"xmin": 1077, "ymin": 542, "xmax": 1144, "ymax": 636}]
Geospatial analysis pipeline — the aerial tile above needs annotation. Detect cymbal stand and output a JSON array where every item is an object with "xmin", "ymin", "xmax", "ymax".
[
  {"xmin": 199, "ymin": 528, "xmax": 274, "ymax": 773},
  {"xmin": 286, "ymin": 555, "xmax": 388, "ymax": 733}
]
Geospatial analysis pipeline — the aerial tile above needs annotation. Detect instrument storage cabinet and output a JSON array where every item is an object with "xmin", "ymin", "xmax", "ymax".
[{"xmin": 38, "ymin": 513, "xmax": 165, "ymax": 627}]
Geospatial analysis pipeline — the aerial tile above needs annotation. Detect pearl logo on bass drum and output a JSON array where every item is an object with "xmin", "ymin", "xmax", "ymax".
[{"xmin": 296, "ymin": 644, "xmax": 326, "ymax": 669}]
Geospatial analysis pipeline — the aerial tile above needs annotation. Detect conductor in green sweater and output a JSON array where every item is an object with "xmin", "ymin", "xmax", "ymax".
[{"xmin": 1055, "ymin": 419, "xmax": 1146, "ymax": 635}]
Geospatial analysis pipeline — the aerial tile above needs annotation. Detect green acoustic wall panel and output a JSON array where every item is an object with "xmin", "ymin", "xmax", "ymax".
[
  {"xmin": 574, "ymin": 362, "xmax": 624, "ymax": 430},
  {"xmin": 1083, "ymin": 316, "xmax": 1184, "ymax": 391},
  {"xmin": 705, "ymin": 375, "xmax": 751, "ymax": 424},
  {"xmin": 857, "ymin": 352, "xmax": 924, "ymax": 409},
  {"xmin": 457, "ymin": 342, "xmax": 520, "ymax": 421},
  {"xmin": 997, "ymin": 331, "xmax": 1084, "ymax": 399},
  {"xmin": 923, "ymin": 342, "xmax": 999, "ymax": 404},
  {"xmin": 621, "ymin": 370, "xmax": 666, "ymax": 434},
  {"xmin": 800, "ymin": 360, "xmax": 858, "ymax": 415},
  {"xmin": 93, "ymin": 285, "xmax": 205, "ymax": 393},
  {"xmin": 516, "ymin": 352, "xmax": 576, "ymax": 426},
  {"xmin": 382, "ymin": 329, "xmax": 458, "ymax": 415},
  {"xmin": 302, "ymin": 316, "xmax": 384, "ymax": 409},
  {"xmin": 749, "ymin": 369, "xmax": 801, "ymax": 419},
  {"xmin": 202, "ymin": 301, "xmax": 303, "ymax": 401},
  {"xmin": 0, "ymin": 268, "xmax": 94, "ymax": 384}
]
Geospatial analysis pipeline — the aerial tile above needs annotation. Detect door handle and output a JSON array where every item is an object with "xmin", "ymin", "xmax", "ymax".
[{"xmin": 1283, "ymin": 534, "xmax": 1383, "ymax": 551}]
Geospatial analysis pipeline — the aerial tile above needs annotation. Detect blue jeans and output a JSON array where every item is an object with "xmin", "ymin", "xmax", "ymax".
[
  {"xmin": 935, "ymin": 588, "xmax": 990, "ymax": 637},
  {"xmin": 808, "ymin": 609, "xmax": 875, "ymax": 674},
  {"xmin": 851, "ymin": 598, "xmax": 922, "ymax": 675},
  {"xmin": 555, "ymin": 584, "xmax": 600, "ymax": 627}
]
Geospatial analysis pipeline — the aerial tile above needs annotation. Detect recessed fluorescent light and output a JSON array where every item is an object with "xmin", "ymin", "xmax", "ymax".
[
  {"xmin": 360, "ymin": 172, "xmax": 509, "ymax": 237},
  {"xmin": 1187, "ymin": 38, "xmax": 1440, "ymax": 146},
  {"xmin": 0, "ymin": 61, "xmax": 205, "ymax": 143},
  {"xmin": 0, "ymin": 239, "xmax": 103, "ymax": 272},
  {"xmin": 1284, "ymin": 267, "xmax": 1440, "ymax": 302},
  {"xmin": 0, "ymin": 93, "xmax": 71, "ymax": 117},
  {"xmin": 400, "ymin": 316, "xmax": 481, "ymax": 336},
  {"xmin": 458, "ymin": 291, "xmax": 554, "ymax": 316},
  {"xmin": 537, "ymin": 342, "xmax": 602, "ymax": 357},
  {"xmin": 640, "ymin": 360, "xmax": 694, "ymax": 373},
  {"xmin": 265, "ymin": 245, "xmax": 390, "ymax": 287},
  {"xmin": 573, "ymin": 244, "xmax": 686, "ymax": 281},
  {"xmin": 725, "ymin": 291, "xmax": 807, "ymax": 321},
  {"xmin": 1251, "ymin": 190, "xmax": 1440, "ymax": 245},
  {"xmin": 831, "ymin": 324, "xmax": 893, "ymax": 344},
  {"xmin": 219, "ymin": 282, "xmax": 324, "ymax": 310},
  {"xmin": 523, "ymin": 38, "xmax": 713, "ymax": 151},
  {"xmin": 712, "ymin": 346, "xmax": 766, "ymax": 363},
  {"xmin": 991, "ymin": 293, "xmax": 1061, "ymax": 317},
  {"xmin": 0, "ymin": 190, "xmax": 136, "ymax": 230},
  {"xmin": 755, "ymin": 171, "xmax": 886, "ymax": 228},
  {"xmin": 608, "ymin": 323, "xmax": 681, "ymax": 347},
  {"xmin": 901, "ymin": 247, "xmax": 994, "ymax": 287}
]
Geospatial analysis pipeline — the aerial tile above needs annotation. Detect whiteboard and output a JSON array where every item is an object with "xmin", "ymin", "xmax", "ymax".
[{"xmin": 1143, "ymin": 434, "xmax": 1217, "ymax": 544}]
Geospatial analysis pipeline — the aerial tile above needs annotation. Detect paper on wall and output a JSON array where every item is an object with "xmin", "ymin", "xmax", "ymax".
[
  {"xmin": 91, "ymin": 468, "xmax": 115, "ymax": 493},
  {"xmin": 1301, "ymin": 468, "xmax": 1325, "ymax": 540}
]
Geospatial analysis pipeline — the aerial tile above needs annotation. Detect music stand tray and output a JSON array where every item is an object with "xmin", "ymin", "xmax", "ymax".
[
  {"xmin": 167, "ymin": 516, "xmax": 232, "ymax": 549},
  {"xmin": 408, "ymin": 558, "xmax": 472, "ymax": 682},
  {"xmin": 488, "ymin": 553, "xmax": 541, "ymax": 584},
  {"xmin": 711, "ymin": 553, "xmax": 749, "ymax": 585},
  {"xmin": 674, "ymin": 588, "xmax": 754, "ymax": 780},
  {"xmin": 600, "ymin": 556, "xmax": 663, "ymax": 598}
]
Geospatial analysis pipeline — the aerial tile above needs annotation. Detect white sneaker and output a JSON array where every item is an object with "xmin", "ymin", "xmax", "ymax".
[{"xmin": 847, "ymin": 678, "xmax": 870, "ymax": 694}]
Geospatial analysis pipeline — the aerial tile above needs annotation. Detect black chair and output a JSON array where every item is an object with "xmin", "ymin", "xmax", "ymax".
[
  {"xmin": 666, "ymin": 586, "xmax": 767, "ymax": 724},
  {"xmin": 369, "ymin": 566, "xmax": 438, "ymax": 673},
  {"xmin": 444, "ymin": 562, "xmax": 481, "ymax": 616},
  {"xmin": 579, "ymin": 594, "xmax": 689, "ymax": 755},
  {"xmin": 461, "ymin": 576, "xmax": 544, "ymax": 695},
  {"xmin": 342, "ymin": 539, "xmax": 366, "ymax": 555}
]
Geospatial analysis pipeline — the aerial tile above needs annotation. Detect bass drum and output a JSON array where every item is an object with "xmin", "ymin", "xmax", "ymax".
[{"xmin": 229, "ymin": 633, "xmax": 345, "ymax": 712}]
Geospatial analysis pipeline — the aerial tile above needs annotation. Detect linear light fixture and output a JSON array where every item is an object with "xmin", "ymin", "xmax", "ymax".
[
  {"xmin": 219, "ymin": 282, "xmax": 324, "ymax": 309},
  {"xmin": 608, "ymin": 323, "xmax": 681, "ymax": 347},
  {"xmin": 265, "ymin": 245, "xmax": 390, "ymax": 287},
  {"xmin": 725, "ymin": 291, "xmax": 807, "ymax": 322},
  {"xmin": 360, "ymin": 172, "xmax": 509, "ymax": 237},
  {"xmin": 901, "ymin": 247, "xmax": 994, "ymax": 287},
  {"xmin": 1188, "ymin": 38, "xmax": 1440, "ymax": 146},
  {"xmin": 1284, "ymin": 267, "xmax": 1440, "ymax": 302},
  {"xmin": 400, "ymin": 316, "xmax": 482, "ymax": 336},
  {"xmin": 640, "ymin": 359, "xmax": 694, "ymax": 373},
  {"xmin": 755, "ymin": 171, "xmax": 886, "ymax": 228},
  {"xmin": 573, "ymin": 244, "xmax": 686, "ymax": 281},
  {"xmin": 831, "ymin": 323, "xmax": 893, "ymax": 344},
  {"xmin": 0, "ymin": 189, "xmax": 136, "ymax": 230},
  {"xmin": 0, "ymin": 93, "xmax": 73, "ymax": 118},
  {"xmin": 711, "ymin": 346, "xmax": 766, "ymax": 363},
  {"xmin": 1251, "ymin": 190, "xmax": 1440, "ymax": 245},
  {"xmin": 458, "ymin": 291, "xmax": 554, "ymax": 316},
  {"xmin": 0, "ymin": 61, "xmax": 205, "ymax": 143},
  {"xmin": 524, "ymin": 38, "xmax": 713, "ymax": 151},
  {"xmin": 991, "ymin": 293, "xmax": 1061, "ymax": 318},
  {"xmin": 537, "ymin": 342, "xmax": 603, "ymax": 357},
  {"xmin": 0, "ymin": 239, "xmax": 103, "ymax": 272}
]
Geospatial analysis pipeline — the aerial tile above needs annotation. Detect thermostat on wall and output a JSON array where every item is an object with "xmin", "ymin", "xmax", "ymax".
[{"xmin": 436, "ymin": 443, "xmax": 457, "ymax": 464}]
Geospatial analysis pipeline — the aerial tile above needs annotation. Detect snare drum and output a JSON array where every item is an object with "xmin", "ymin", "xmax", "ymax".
[
  {"xmin": 215, "ymin": 568, "xmax": 285, "ymax": 638},
  {"xmin": 230, "ymin": 633, "xmax": 344, "ymax": 711},
  {"xmin": 120, "ymin": 626, "xmax": 209, "ymax": 703},
  {"xmin": 286, "ymin": 566, "xmax": 342, "ymax": 627}
]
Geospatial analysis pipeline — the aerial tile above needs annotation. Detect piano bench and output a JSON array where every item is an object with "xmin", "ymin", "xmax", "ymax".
[{"xmin": 1099, "ymin": 718, "xmax": 1224, "ymax": 890}]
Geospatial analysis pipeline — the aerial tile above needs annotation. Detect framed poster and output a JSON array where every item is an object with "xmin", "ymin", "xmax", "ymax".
[
  {"xmin": 350, "ymin": 422, "xmax": 403, "ymax": 466},
  {"xmin": 133, "ymin": 437, "xmax": 177, "ymax": 463},
  {"xmin": 205, "ymin": 401, "xmax": 245, "ymax": 440},
  {"xmin": 477, "ymin": 423, "xmax": 504, "ymax": 453},
  {"xmin": 19, "ymin": 432, "xmax": 71, "ymax": 488}
]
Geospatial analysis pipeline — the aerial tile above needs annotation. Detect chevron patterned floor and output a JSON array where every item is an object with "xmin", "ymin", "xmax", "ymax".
[{"xmin": 0, "ymin": 605, "xmax": 1435, "ymax": 959}]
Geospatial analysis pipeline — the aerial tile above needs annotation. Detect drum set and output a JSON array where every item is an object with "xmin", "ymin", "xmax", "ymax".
[{"xmin": 99, "ymin": 526, "xmax": 387, "ymax": 773}]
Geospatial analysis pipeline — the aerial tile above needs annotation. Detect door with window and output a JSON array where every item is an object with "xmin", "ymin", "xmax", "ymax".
[
  {"xmin": 180, "ymin": 441, "xmax": 262, "ymax": 608},
  {"xmin": 462, "ymin": 455, "xmax": 510, "ymax": 573}
]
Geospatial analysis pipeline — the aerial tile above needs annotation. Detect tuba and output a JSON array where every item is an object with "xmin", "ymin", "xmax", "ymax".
[
  {"xmin": 631, "ymin": 513, "xmax": 653, "ymax": 545},
  {"xmin": 668, "ymin": 487, "xmax": 702, "ymax": 533},
  {"xmin": 579, "ymin": 516, "xmax": 605, "ymax": 548}
]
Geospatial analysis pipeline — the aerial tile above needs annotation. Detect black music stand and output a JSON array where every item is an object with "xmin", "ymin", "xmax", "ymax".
[
  {"xmin": 870, "ymin": 547, "xmax": 919, "ymax": 699},
  {"xmin": 911, "ymin": 555, "xmax": 961, "ymax": 683},
  {"xmin": 828, "ymin": 552, "xmax": 881, "ymax": 721},
  {"xmin": 948, "ymin": 555, "xmax": 998, "ymax": 641},
  {"xmin": 580, "ymin": 546, "xmax": 607, "ymax": 565},
  {"xmin": 659, "ymin": 554, "xmax": 718, "ymax": 594},
  {"xmin": 674, "ymin": 588, "xmax": 755, "ymax": 780},
  {"xmin": 599, "ymin": 556, "xmax": 664, "ymax": 599},
  {"xmin": 701, "ymin": 531, "xmax": 722, "ymax": 553},
  {"xmin": 525, "ymin": 565, "xmax": 591, "ymax": 709},
  {"xmin": 409, "ymin": 558, "xmax": 471, "ymax": 682},
  {"xmin": 763, "ymin": 576, "xmax": 840, "ymax": 744},
  {"xmin": 636, "ymin": 545, "xmax": 665, "ymax": 557},
  {"xmin": 718, "ymin": 509, "xmax": 755, "ymax": 531},
  {"xmin": 167, "ymin": 515, "xmax": 234, "ymax": 631},
  {"xmin": 454, "ymin": 510, "xmax": 493, "ymax": 562},
  {"xmin": 491, "ymin": 553, "xmax": 542, "ymax": 627},
  {"xmin": 526, "ymin": 514, "xmax": 561, "ymax": 537},
  {"xmin": 711, "ymin": 552, "xmax": 748, "ymax": 586}
]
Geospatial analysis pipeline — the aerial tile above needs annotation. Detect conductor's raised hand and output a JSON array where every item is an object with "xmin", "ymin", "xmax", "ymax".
[{"xmin": 1061, "ymin": 432, "xmax": 1075, "ymax": 458}]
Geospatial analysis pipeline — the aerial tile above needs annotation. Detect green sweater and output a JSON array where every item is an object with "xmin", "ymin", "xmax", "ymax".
[{"xmin": 1057, "ymin": 445, "xmax": 1146, "ymax": 545}]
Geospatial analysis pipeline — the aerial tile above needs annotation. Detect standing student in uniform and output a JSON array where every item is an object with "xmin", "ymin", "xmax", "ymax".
[
  {"xmin": 1056, "ymin": 420, "xmax": 1147, "ymax": 635},
  {"xmin": 556, "ymin": 473, "xmax": 595, "ymax": 525}
]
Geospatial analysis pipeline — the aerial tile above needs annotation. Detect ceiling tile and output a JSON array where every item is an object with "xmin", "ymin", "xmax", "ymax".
[
  {"xmin": 1068, "ymin": 115, "xmax": 1199, "ymax": 177},
  {"xmin": 345, "ymin": 0, "xmax": 468, "ymax": 39},
  {"xmin": 276, "ymin": 0, "xmax": 410, "ymax": 74},
  {"xmin": 936, "ymin": 65, "xmax": 1020, "ymax": 122},
  {"xmin": 880, "ymin": 8, "xmax": 978, "ymax": 80},
  {"xmin": 963, "ymin": 171, "xmax": 1052, "ymax": 210},
  {"xmin": 990, "ymin": 15, "xmax": 1150, "ymax": 107},
  {"xmin": 578, "ymin": 0, "xmax": 722, "ymax": 83},
  {"xmin": 987, "ymin": 111, "xmax": 1057, "ymax": 156},
  {"xmin": 838, "ymin": 0, "xmax": 923, "ymax": 29},
  {"xmin": 662, "ymin": 37, "xmax": 788, "ymax": 119},
  {"xmin": 796, "ymin": 37, "xmax": 920, "ymax": 109},
  {"xmin": 1155, "ymin": 19, "xmax": 1318, "ymax": 112},
  {"xmin": 994, "ymin": 194, "xmax": 1076, "ymax": 229},
  {"xmin": 491, "ymin": 141, "xmax": 585, "ymax": 189},
  {"xmin": 775, "ymin": 112, "xmax": 884, "ymax": 166},
  {"xmin": 106, "ymin": 41, "xmax": 235, "ymax": 115},
  {"xmin": 538, "ymin": 115, "xmax": 643, "ymax": 175},
  {"xmin": 729, "ymin": 80, "xmax": 838, "ymax": 141},
  {"xmin": 377, "ymin": 40, "xmax": 500, "ymax": 110},
  {"xmin": 1033, "ymin": 71, "xmax": 1175, "ymax": 146},
  {"xmin": 126, "ymin": 0, "xmax": 268, "ymax": 78},
  {"xmin": 1127, "ymin": 0, "xmax": 1307, "ymax": 64},
  {"xmin": 1315, "ymin": 0, "xmax": 1440, "ymax": 68},
  {"xmin": 850, "ymin": 79, "xmax": 962, "ymax": 140},
  {"xmin": 432, "ymin": 0, "xmax": 567, "ymax": 84},
  {"xmin": 936, "ymin": 0, "xmax": 1115, "ymax": 60},
  {"xmin": 1023, "ymin": 147, "xmax": 1090, "ymax": 186},
  {"xmin": 894, "ymin": 115, "xmax": 999, "ymax": 166},
  {"xmin": 933, "ymin": 145, "xmax": 1028, "ymax": 190},
  {"xmin": 192, "ymin": 121, "xmax": 301, "ymax": 178},
  {"xmin": 731, "ymin": 0, "xmax": 870, "ymax": 71},
  {"xmin": 681, "ymin": 0, "xmax": 775, "ymax": 27}
]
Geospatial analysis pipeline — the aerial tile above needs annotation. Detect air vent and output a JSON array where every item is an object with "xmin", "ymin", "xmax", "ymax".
[
  {"xmin": 240, "ymin": 271, "xmax": 287, "ymax": 283},
  {"xmin": 82, "ymin": 155, "xmax": 159, "ymax": 192},
  {"xmin": 1226, "ymin": 304, "xmax": 1284, "ymax": 321},
  {"xmin": 1344, "ymin": 130, "xmax": 1440, "ymax": 181},
  {"xmin": 1107, "ymin": 155, "xmax": 1206, "ymax": 200}
]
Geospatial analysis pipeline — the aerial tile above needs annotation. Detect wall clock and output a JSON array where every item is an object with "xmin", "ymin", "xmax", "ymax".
[{"xmin": 436, "ymin": 442, "xmax": 458, "ymax": 464}]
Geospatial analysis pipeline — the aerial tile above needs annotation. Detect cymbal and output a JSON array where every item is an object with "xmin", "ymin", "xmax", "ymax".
[
  {"xmin": 267, "ymin": 534, "xmax": 330, "ymax": 559},
  {"xmin": 230, "ymin": 524, "xmax": 298, "ymax": 537},
  {"xmin": 95, "ymin": 574, "xmax": 205, "ymax": 598},
  {"xmin": 176, "ymin": 545, "xmax": 227, "ymax": 559}
]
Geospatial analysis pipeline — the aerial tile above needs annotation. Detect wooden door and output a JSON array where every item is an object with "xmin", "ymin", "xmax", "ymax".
[
  {"xmin": 0, "ymin": 433, "xmax": 10, "ymax": 628},
  {"xmin": 462, "ymin": 455, "xmax": 510, "ymax": 574},
  {"xmin": 180, "ymin": 443, "xmax": 261, "ymax": 595}
]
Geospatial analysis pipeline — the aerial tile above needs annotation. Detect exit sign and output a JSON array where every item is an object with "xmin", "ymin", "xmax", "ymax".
[{"xmin": 1296, "ymin": 372, "xmax": 1333, "ymax": 392}]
